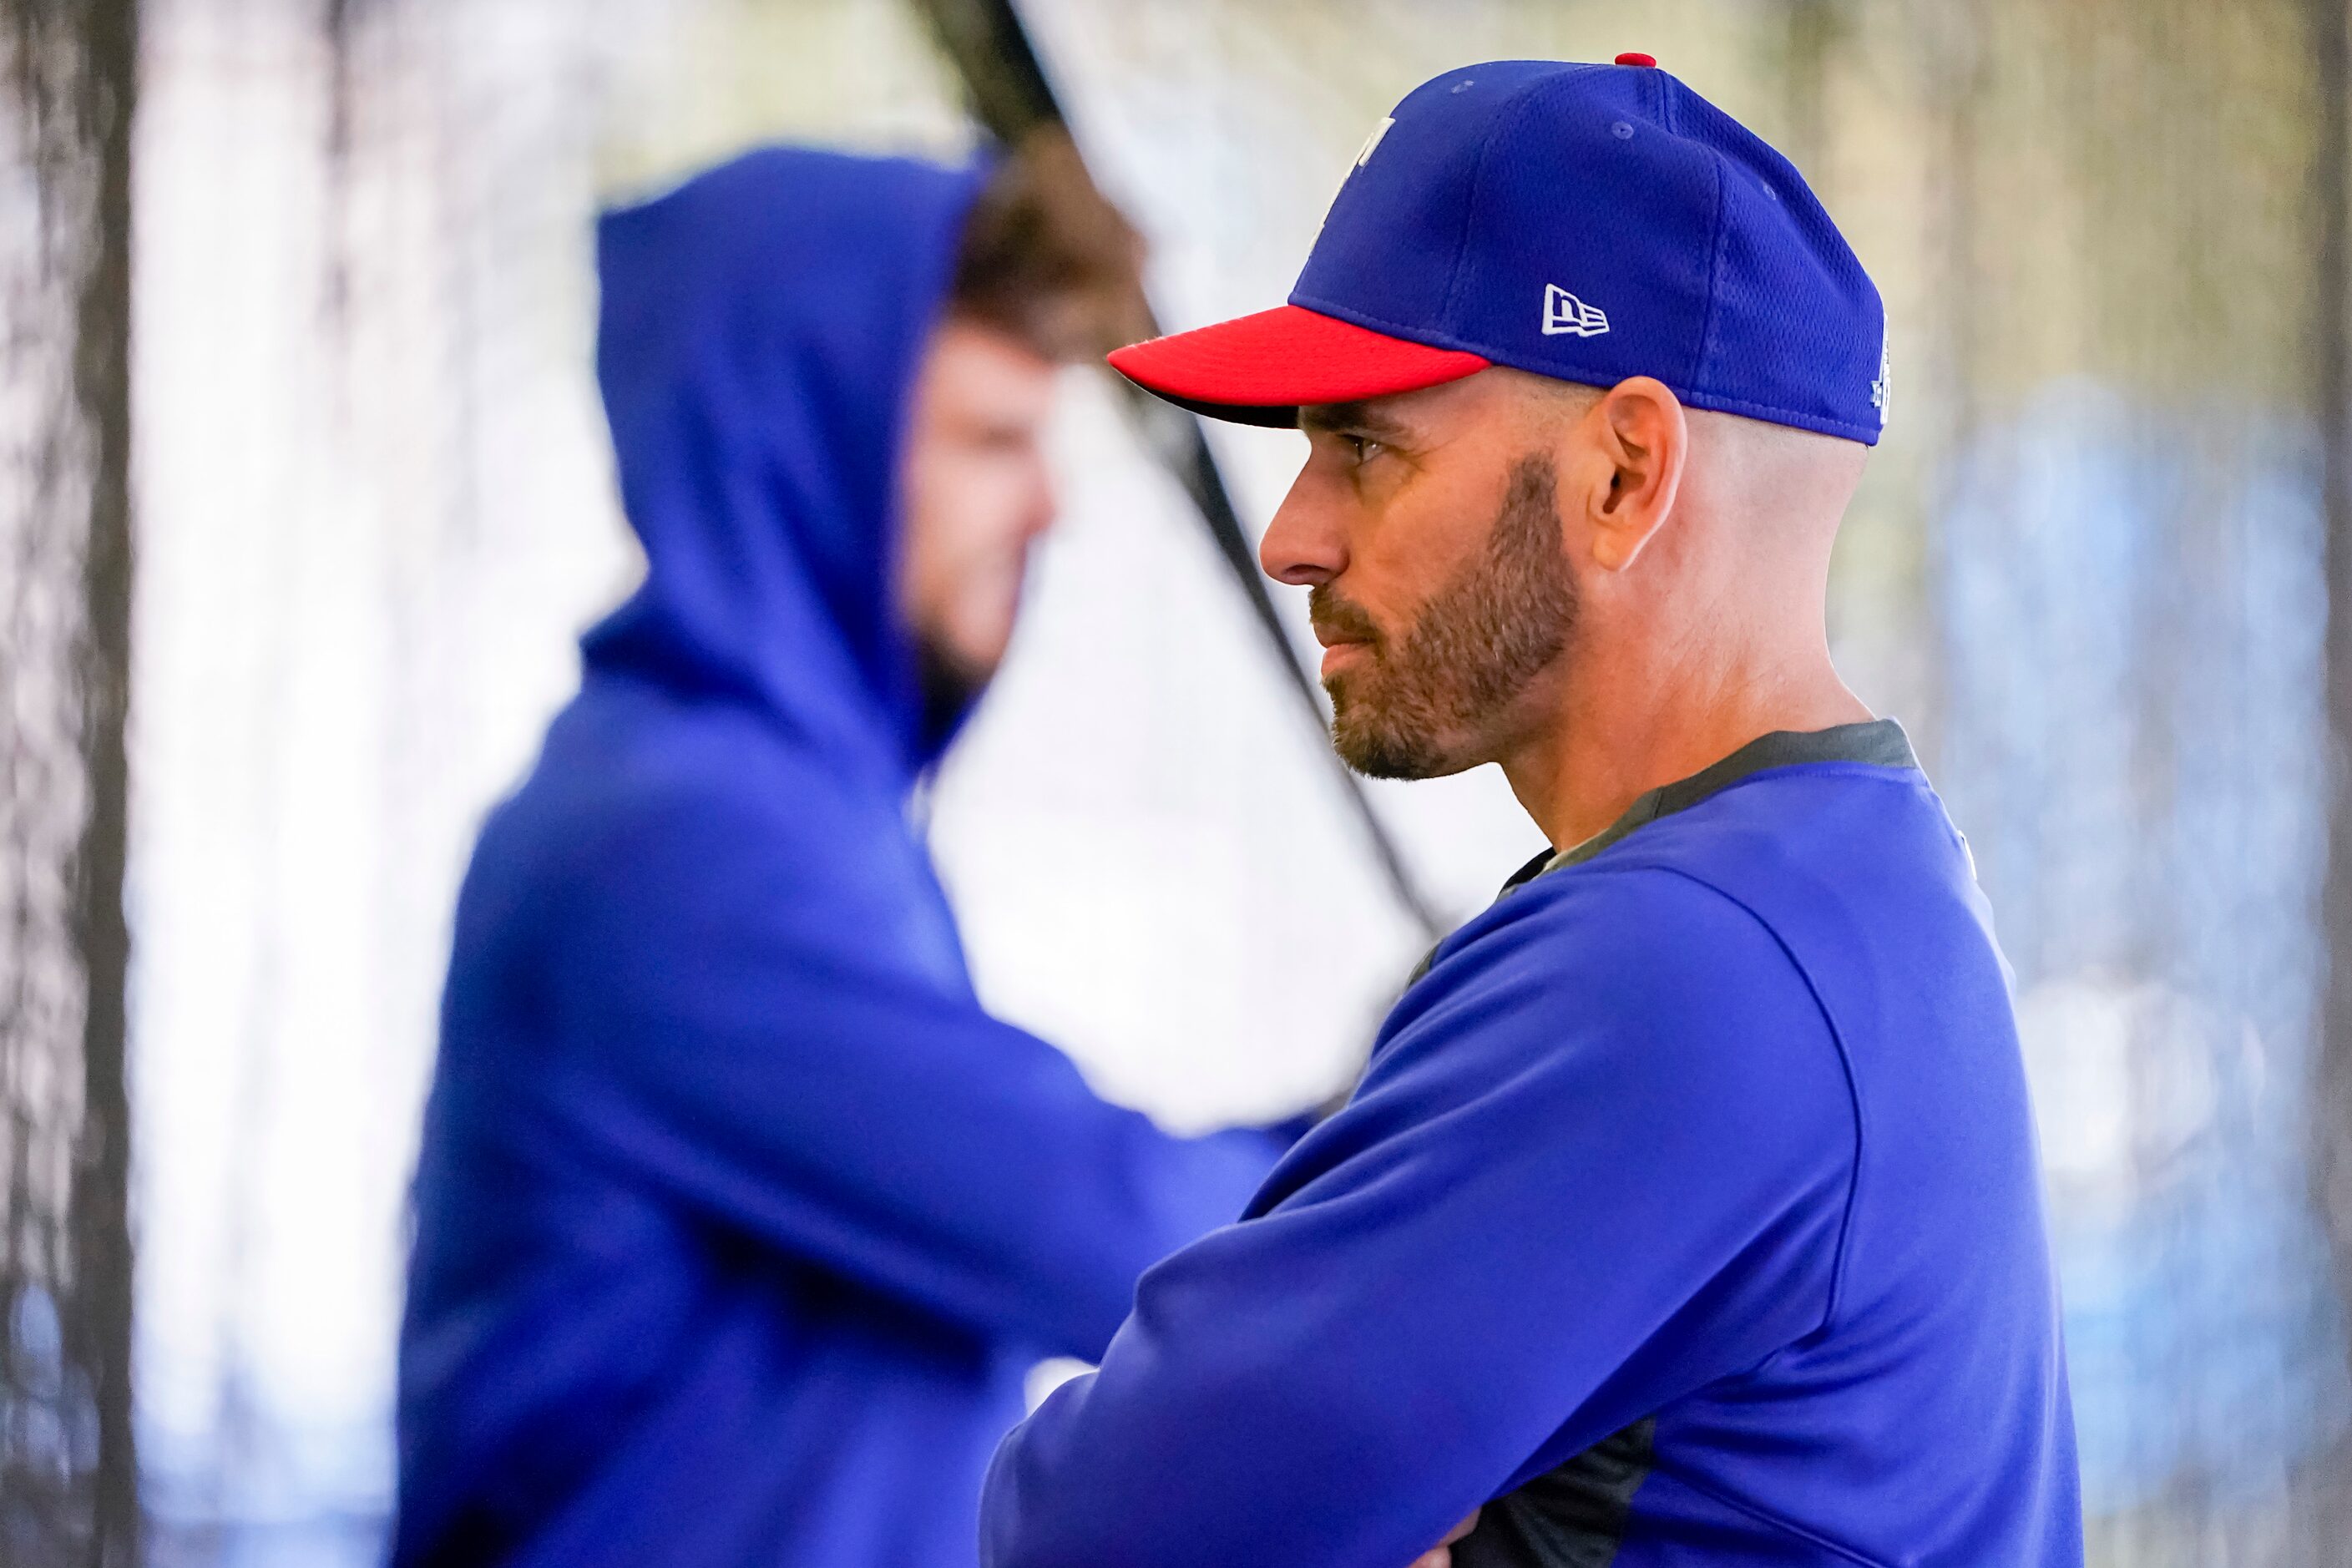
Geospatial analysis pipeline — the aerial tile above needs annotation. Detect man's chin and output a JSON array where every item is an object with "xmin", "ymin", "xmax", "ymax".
[{"xmin": 1328, "ymin": 703, "xmax": 1454, "ymax": 781}]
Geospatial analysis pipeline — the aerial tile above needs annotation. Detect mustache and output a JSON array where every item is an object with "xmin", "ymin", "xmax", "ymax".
[{"xmin": 1308, "ymin": 584, "xmax": 1383, "ymax": 650}]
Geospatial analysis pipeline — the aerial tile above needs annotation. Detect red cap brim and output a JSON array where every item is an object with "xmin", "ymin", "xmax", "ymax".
[{"xmin": 1105, "ymin": 305, "xmax": 1491, "ymax": 428}]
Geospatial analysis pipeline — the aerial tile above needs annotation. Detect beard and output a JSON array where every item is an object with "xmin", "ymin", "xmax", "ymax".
[
  {"xmin": 1312, "ymin": 454, "xmax": 1578, "ymax": 780},
  {"xmin": 913, "ymin": 631, "xmax": 991, "ymax": 751}
]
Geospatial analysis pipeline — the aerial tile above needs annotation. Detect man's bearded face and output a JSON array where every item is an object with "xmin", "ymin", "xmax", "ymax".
[{"xmin": 1309, "ymin": 455, "xmax": 1578, "ymax": 779}]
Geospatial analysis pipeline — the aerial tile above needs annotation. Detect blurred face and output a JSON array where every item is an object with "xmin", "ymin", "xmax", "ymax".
[
  {"xmin": 1260, "ymin": 371, "xmax": 1582, "ymax": 779},
  {"xmin": 898, "ymin": 317, "xmax": 1060, "ymax": 721}
]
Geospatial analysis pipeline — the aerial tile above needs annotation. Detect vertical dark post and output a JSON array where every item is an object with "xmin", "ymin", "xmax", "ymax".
[
  {"xmin": 1918, "ymin": 0, "xmax": 1986, "ymax": 779},
  {"xmin": 2312, "ymin": 0, "xmax": 2352, "ymax": 1449},
  {"xmin": 68, "ymin": 0, "xmax": 139, "ymax": 1559},
  {"xmin": 1782, "ymin": 0, "xmax": 1839, "ymax": 180},
  {"xmin": 0, "ymin": 1, "xmax": 139, "ymax": 1563}
]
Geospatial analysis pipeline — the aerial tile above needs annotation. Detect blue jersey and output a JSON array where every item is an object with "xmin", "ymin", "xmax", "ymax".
[
  {"xmin": 392, "ymin": 149, "xmax": 1286, "ymax": 1568},
  {"xmin": 983, "ymin": 723, "xmax": 2082, "ymax": 1566}
]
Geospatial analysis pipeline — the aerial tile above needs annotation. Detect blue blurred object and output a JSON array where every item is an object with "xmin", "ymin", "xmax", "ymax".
[
  {"xmin": 1937, "ymin": 380, "xmax": 2352, "ymax": 1514},
  {"xmin": 390, "ymin": 148, "xmax": 1287, "ymax": 1568}
]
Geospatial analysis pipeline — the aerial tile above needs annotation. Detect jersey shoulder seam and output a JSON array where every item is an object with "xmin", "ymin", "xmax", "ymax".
[{"xmin": 1577, "ymin": 861, "xmax": 1867, "ymax": 1341}]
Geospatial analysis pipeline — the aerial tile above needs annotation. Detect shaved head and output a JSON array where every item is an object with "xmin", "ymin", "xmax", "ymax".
[
  {"xmin": 1513, "ymin": 369, "xmax": 1864, "ymax": 555},
  {"xmin": 1680, "ymin": 401, "xmax": 1869, "ymax": 544}
]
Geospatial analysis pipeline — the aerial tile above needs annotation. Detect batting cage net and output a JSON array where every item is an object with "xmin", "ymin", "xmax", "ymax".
[
  {"xmin": 1, "ymin": 2, "xmax": 136, "ymax": 1565},
  {"xmin": 3, "ymin": 1, "xmax": 2350, "ymax": 1564}
]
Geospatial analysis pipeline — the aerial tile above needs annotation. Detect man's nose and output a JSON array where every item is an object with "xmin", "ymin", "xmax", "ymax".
[{"xmin": 1259, "ymin": 480, "xmax": 1344, "ymax": 586}]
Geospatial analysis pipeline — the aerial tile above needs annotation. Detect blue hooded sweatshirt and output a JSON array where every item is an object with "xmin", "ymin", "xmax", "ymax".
[
  {"xmin": 982, "ymin": 723, "xmax": 2083, "ymax": 1566},
  {"xmin": 392, "ymin": 149, "xmax": 1285, "ymax": 1568}
]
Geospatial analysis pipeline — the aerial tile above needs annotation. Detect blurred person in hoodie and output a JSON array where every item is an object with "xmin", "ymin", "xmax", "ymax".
[{"xmin": 392, "ymin": 139, "xmax": 1294, "ymax": 1568}]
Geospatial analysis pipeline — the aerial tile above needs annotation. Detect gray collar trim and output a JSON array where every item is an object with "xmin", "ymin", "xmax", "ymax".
[{"xmin": 1501, "ymin": 718, "xmax": 1918, "ymax": 892}]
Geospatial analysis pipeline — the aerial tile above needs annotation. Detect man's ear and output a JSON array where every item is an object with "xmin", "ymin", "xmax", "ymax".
[{"xmin": 1581, "ymin": 377, "xmax": 1687, "ymax": 571}]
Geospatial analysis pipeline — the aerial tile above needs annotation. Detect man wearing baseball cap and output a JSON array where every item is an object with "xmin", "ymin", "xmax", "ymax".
[{"xmin": 979, "ymin": 58, "xmax": 2081, "ymax": 1568}]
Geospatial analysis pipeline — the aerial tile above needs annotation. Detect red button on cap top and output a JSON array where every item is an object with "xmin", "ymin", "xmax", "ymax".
[{"xmin": 1615, "ymin": 51, "xmax": 1658, "ymax": 67}]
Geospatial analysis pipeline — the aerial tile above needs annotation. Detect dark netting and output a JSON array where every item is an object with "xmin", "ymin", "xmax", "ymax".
[{"xmin": 0, "ymin": 2, "xmax": 137, "ymax": 1565}]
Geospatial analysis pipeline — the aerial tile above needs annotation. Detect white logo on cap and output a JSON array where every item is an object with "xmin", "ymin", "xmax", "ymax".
[
  {"xmin": 1318, "ymin": 116, "xmax": 1398, "ymax": 237},
  {"xmin": 1541, "ymin": 285, "xmax": 1610, "ymax": 338}
]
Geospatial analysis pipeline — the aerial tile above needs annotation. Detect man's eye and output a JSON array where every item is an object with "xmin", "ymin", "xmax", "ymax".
[{"xmin": 1345, "ymin": 435, "xmax": 1383, "ymax": 464}]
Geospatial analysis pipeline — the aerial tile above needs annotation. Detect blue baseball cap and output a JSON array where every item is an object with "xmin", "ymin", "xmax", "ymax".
[{"xmin": 1110, "ymin": 56, "xmax": 1888, "ymax": 444}]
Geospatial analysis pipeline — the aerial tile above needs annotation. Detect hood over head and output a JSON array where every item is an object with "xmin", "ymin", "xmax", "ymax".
[{"xmin": 582, "ymin": 146, "xmax": 989, "ymax": 779}]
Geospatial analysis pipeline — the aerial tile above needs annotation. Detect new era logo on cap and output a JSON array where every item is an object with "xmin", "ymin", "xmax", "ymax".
[
  {"xmin": 1105, "ymin": 57, "xmax": 1888, "ymax": 443},
  {"xmin": 1541, "ymin": 285, "xmax": 1610, "ymax": 338}
]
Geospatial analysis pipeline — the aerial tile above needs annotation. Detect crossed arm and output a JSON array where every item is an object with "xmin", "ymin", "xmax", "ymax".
[{"xmin": 979, "ymin": 867, "xmax": 1854, "ymax": 1568}]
